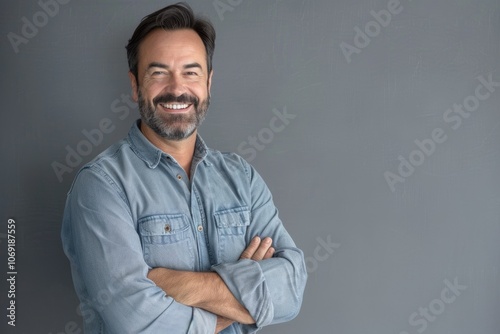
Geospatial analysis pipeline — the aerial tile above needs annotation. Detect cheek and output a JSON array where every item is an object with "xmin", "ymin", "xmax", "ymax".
[
  {"xmin": 141, "ymin": 83, "xmax": 164, "ymax": 101},
  {"xmin": 192, "ymin": 84, "xmax": 209, "ymax": 99}
]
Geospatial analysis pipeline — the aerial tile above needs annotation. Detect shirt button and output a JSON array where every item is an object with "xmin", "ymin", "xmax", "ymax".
[
  {"xmin": 177, "ymin": 174, "xmax": 182, "ymax": 180},
  {"xmin": 197, "ymin": 225, "xmax": 203, "ymax": 232},
  {"xmin": 164, "ymin": 224, "xmax": 171, "ymax": 233}
]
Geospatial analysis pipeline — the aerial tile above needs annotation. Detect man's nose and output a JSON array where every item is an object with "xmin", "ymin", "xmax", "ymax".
[{"xmin": 166, "ymin": 74, "xmax": 185, "ymax": 96}]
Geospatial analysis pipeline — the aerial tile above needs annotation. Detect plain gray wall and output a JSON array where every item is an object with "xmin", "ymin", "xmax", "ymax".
[{"xmin": 1, "ymin": 0, "xmax": 500, "ymax": 333}]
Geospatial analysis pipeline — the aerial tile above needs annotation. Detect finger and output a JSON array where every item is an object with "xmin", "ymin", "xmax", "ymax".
[
  {"xmin": 251, "ymin": 237, "xmax": 273, "ymax": 261},
  {"xmin": 239, "ymin": 236, "xmax": 261, "ymax": 259},
  {"xmin": 263, "ymin": 247, "xmax": 275, "ymax": 260}
]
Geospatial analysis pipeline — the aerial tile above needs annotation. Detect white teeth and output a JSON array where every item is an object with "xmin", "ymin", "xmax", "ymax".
[{"xmin": 161, "ymin": 103, "xmax": 189, "ymax": 110}]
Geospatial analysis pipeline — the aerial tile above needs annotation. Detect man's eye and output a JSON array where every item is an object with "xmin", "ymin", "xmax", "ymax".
[
  {"xmin": 185, "ymin": 71, "xmax": 198, "ymax": 76},
  {"xmin": 152, "ymin": 71, "xmax": 166, "ymax": 76}
]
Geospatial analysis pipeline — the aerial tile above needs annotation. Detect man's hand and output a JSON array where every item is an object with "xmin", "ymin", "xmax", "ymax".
[
  {"xmin": 147, "ymin": 236, "xmax": 275, "ymax": 332},
  {"xmin": 239, "ymin": 236, "xmax": 275, "ymax": 260},
  {"xmin": 214, "ymin": 236, "xmax": 275, "ymax": 332}
]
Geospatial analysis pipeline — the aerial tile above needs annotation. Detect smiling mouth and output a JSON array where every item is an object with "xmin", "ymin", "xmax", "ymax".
[{"xmin": 159, "ymin": 102, "xmax": 192, "ymax": 111}]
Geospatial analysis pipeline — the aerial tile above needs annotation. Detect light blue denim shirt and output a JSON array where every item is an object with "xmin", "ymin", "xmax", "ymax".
[{"xmin": 61, "ymin": 120, "xmax": 307, "ymax": 334}]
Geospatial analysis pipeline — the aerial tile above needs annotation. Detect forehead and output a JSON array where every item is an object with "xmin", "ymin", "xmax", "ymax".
[{"xmin": 138, "ymin": 28, "xmax": 207, "ymax": 70}]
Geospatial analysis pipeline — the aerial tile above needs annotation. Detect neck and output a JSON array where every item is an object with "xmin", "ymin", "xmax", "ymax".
[{"xmin": 140, "ymin": 122, "xmax": 197, "ymax": 178}]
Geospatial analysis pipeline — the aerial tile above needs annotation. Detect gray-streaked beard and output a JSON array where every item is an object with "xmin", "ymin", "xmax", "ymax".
[{"xmin": 138, "ymin": 90, "xmax": 209, "ymax": 141}]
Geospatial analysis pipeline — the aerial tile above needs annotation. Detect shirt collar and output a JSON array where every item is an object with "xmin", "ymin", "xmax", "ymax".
[{"xmin": 127, "ymin": 119, "xmax": 208, "ymax": 169}]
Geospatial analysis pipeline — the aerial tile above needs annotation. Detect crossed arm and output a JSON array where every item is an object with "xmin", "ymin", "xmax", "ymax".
[
  {"xmin": 148, "ymin": 236, "xmax": 275, "ymax": 333},
  {"xmin": 63, "ymin": 160, "xmax": 307, "ymax": 334}
]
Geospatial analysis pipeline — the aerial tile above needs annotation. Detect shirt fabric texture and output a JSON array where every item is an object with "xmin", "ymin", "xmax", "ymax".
[{"xmin": 61, "ymin": 120, "xmax": 307, "ymax": 333}]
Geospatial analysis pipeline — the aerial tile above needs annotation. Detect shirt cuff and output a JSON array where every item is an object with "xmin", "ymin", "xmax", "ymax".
[
  {"xmin": 211, "ymin": 259, "xmax": 274, "ymax": 328},
  {"xmin": 189, "ymin": 307, "xmax": 217, "ymax": 334}
]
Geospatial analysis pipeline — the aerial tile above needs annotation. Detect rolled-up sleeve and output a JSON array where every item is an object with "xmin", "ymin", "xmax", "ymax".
[
  {"xmin": 212, "ymin": 161, "xmax": 307, "ymax": 333},
  {"xmin": 61, "ymin": 166, "xmax": 216, "ymax": 333}
]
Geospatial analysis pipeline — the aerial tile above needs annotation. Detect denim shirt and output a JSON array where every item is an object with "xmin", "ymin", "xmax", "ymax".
[{"xmin": 61, "ymin": 120, "xmax": 307, "ymax": 334}]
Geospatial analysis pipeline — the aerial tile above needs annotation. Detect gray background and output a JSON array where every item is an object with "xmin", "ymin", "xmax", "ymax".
[{"xmin": 1, "ymin": 0, "xmax": 500, "ymax": 333}]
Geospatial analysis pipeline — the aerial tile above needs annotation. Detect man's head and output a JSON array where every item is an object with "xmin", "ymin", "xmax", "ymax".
[{"xmin": 126, "ymin": 3, "xmax": 216, "ymax": 141}]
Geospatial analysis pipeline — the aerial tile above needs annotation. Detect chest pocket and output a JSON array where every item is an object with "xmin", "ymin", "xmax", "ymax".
[
  {"xmin": 138, "ymin": 214, "xmax": 195, "ymax": 270},
  {"xmin": 214, "ymin": 206, "xmax": 250, "ymax": 263}
]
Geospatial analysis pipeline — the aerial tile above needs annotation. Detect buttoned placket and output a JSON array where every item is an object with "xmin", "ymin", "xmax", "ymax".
[
  {"xmin": 189, "ymin": 184, "xmax": 212, "ymax": 271},
  {"xmin": 166, "ymin": 154, "xmax": 211, "ymax": 272}
]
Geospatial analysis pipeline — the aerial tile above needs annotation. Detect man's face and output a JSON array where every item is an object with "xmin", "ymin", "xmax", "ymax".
[{"xmin": 130, "ymin": 28, "xmax": 212, "ymax": 141}]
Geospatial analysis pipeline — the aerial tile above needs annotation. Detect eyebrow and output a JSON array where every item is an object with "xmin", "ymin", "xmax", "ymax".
[
  {"xmin": 147, "ymin": 62, "xmax": 168, "ymax": 70},
  {"xmin": 147, "ymin": 62, "xmax": 203, "ymax": 70},
  {"xmin": 183, "ymin": 62, "xmax": 202, "ymax": 70}
]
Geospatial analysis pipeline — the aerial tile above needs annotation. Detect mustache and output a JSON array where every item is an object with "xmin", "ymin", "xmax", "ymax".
[{"xmin": 153, "ymin": 93, "xmax": 198, "ymax": 107}]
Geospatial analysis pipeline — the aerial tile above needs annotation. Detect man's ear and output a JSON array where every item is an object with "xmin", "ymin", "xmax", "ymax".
[
  {"xmin": 207, "ymin": 70, "xmax": 213, "ymax": 96},
  {"xmin": 128, "ymin": 71, "xmax": 139, "ymax": 102}
]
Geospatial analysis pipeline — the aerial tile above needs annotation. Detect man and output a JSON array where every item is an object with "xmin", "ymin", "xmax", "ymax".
[{"xmin": 61, "ymin": 3, "xmax": 307, "ymax": 333}]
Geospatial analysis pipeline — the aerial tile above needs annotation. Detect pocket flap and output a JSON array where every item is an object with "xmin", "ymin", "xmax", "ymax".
[
  {"xmin": 214, "ymin": 206, "xmax": 250, "ymax": 228},
  {"xmin": 138, "ymin": 214, "xmax": 189, "ymax": 236}
]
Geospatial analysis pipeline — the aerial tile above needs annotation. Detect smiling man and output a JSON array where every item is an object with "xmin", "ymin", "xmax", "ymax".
[{"xmin": 61, "ymin": 3, "xmax": 307, "ymax": 333}]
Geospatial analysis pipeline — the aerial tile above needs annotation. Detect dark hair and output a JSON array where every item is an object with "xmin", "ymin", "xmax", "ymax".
[{"xmin": 126, "ymin": 2, "xmax": 215, "ymax": 81}]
